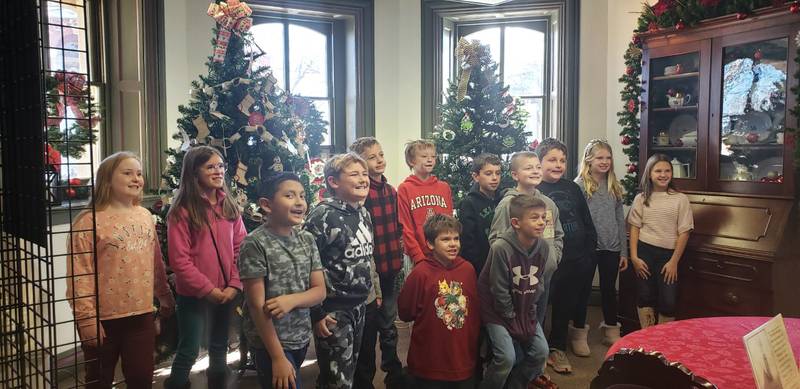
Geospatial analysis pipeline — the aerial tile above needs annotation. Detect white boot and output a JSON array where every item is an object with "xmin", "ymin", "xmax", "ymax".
[
  {"xmin": 599, "ymin": 322, "xmax": 621, "ymax": 346},
  {"xmin": 637, "ymin": 307, "xmax": 656, "ymax": 329},
  {"xmin": 568, "ymin": 324, "xmax": 591, "ymax": 357},
  {"xmin": 658, "ymin": 314, "xmax": 675, "ymax": 324}
]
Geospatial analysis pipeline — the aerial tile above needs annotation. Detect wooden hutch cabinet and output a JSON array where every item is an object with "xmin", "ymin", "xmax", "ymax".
[{"xmin": 619, "ymin": 8, "xmax": 800, "ymax": 334}]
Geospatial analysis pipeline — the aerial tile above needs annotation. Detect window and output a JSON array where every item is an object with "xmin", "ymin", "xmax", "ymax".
[
  {"xmin": 422, "ymin": 0, "xmax": 580, "ymax": 169},
  {"xmin": 455, "ymin": 20, "xmax": 549, "ymax": 141},
  {"xmin": 44, "ymin": 0, "xmax": 102, "ymax": 184},
  {"xmin": 250, "ymin": 18, "xmax": 334, "ymax": 146}
]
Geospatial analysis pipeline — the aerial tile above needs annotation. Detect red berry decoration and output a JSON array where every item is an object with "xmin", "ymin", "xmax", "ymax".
[
  {"xmin": 648, "ymin": 21, "xmax": 659, "ymax": 32},
  {"xmin": 675, "ymin": 20, "xmax": 686, "ymax": 30},
  {"xmin": 754, "ymin": 49, "xmax": 763, "ymax": 61},
  {"xmin": 66, "ymin": 188, "xmax": 77, "ymax": 198},
  {"xmin": 625, "ymin": 66, "xmax": 634, "ymax": 76},
  {"xmin": 621, "ymin": 135, "xmax": 632, "ymax": 145},
  {"xmin": 627, "ymin": 164, "xmax": 638, "ymax": 173},
  {"xmin": 627, "ymin": 99, "xmax": 636, "ymax": 113},
  {"xmin": 791, "ymin": 3, "xmax": 800, "ymax": 13},
  {"xmin": 736, "ymin": 12, "xmax": 748, "ymax": 20},
  {"xmin": 632, "ymin": 35, "xmax": 641, "ymax": 45},
  {"xmin": 68, "ymin": 178, "xmax": 81, "ymax": 186}
]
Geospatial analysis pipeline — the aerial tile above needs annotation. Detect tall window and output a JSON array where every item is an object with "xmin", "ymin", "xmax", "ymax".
[
  {"xmin": 453, "ymin": 19, "xmax": 549, "ymax": 141},
  {"xmin": 250, "ymin": 18, "xmax": 334, "ymax": 147},
  {"xmin": 44, "ymin": 0, "xmax": 102, "ymax": 184}
]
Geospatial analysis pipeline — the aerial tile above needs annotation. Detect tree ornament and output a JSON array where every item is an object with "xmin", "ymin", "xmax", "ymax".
[
  {"xmin": 736, "ymin": 12, "xmax": 748, "ymax": 20},
  {"xmin": 675, "ymin": 20, "xmax": 685, "ymax": 30},
  {"xmin": 791, "ymin": 3, "xmax": 800, "ymax": 13},
  {"xmin": 632, "ymin": 35, "xmax": 641, "ymax": 45},
  {"xmin": 528, "ymin": 139, "xmax": 540, "ymax": 151},
  {"xmin": 460, "ymin": 114, "xmax": 474, "ymax": 132},
  {"xmin": 627, "ymin": 163, "xmax": 637, "ymax": 173},
  {"xmin": 65, "ymin": 188, "xmax": 77, "ymax": 198},
  {"xmin": 625, "ymin": 66, "xmax": 634, "ymax": 76},
  {"xmin": 69, "ymin": 178, "xmax": 82, "ymax": 186},
  {"xmin": 441, "ymin": 129, "xmax": 456, "ymax": 141},
  {"xmin": 754, "ymin": 49, "xmax": 763, "ymax": 61},
  {"xmin": 248, "ymin": 111, "xmax": 266, "ymax": 126},
  {"xmin": 648, "ymin": 21, "xmax": 659, "ymax": 32},
  {"xmin": 627, "ymin": 99, "xmax": 636, "ymax": 113},
  {"xmin": 621, "ymin": 135, "xmax": 632, "ymax": 145},
  {"xmin": 502, "ymin": 136, "xmax": 515, "ymax": 148}
]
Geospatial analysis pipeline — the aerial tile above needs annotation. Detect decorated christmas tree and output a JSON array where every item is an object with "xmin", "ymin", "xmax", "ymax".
[
  {"xmin": 432, "ymin": 38, "xmax": 530, "ymax": 207},
  {"xmin": 155, "ymin": 0, "xmax": 327, "ymax": 227}
]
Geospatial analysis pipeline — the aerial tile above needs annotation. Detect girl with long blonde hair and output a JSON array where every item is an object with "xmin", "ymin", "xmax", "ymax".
[
  {"xmin": 574, "ymin": 139, "xmax": 627, "ymax": 346},
  {"xmin": 67, "ymin": 151, "xmax": 175, "ymax": 388}
]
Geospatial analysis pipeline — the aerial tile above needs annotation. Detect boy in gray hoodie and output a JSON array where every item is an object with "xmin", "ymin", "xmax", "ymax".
[
  {"xmin": 479, "ymin": 194, "xmax": 553, "ymax": 389},
  {"xmin": 488, "ymin": 151, "xmax": 563, "ymax": 327}
]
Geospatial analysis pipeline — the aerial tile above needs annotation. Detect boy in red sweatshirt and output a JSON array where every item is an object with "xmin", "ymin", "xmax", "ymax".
[
  {"xmin": 398, "ymin": 214, "xmax": 480, "ymax": 389},
  {"xmin": 397, "ymin": 140, "xmax": 454, "ymax": 264}
]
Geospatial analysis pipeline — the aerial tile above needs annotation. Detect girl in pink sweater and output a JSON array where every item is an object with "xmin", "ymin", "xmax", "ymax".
[
  {"xmin": 165, "ymin": 146, "xmax": 246, "ymax": 389},
  {"xmin": 67, "ymin": 151, "xmax": 175, "ymax": 389}
]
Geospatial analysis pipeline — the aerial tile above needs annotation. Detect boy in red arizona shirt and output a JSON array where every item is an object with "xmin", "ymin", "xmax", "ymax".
[
  {"xmin": 398, "ymin": 214, "xmax": 479, "ymax": 388},
  {"xmin": 398, "ymin": 139, "xmax": 454, "ymax": 264}
]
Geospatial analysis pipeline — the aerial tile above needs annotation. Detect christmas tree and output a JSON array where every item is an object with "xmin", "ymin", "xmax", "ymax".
[
  {"xmin": 156, "ymin": 0, "xmax": 327, "ymax": 227},
  {"xmin": 432, "ymin": 38, "xmax": 531, "ymax": 207}
]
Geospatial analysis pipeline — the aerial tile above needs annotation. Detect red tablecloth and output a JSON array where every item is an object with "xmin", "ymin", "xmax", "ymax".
[{"xmin": 607, "ymin": 317, "xmax": 800, "ymax": 389}]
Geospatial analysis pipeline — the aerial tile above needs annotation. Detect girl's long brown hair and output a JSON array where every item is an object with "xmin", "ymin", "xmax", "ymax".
[
  {"xmin": 577, "ymin": 139, "xmax": 624, "ymax": 201},
  {"xmin": 639, "ymin": 153, "xmax": 678, "ymax": 206},
  {"xmin": 167, "ymin": 146, "xmax": 240, "ymax": 230},
  {"xmin": 75, "ymin": 151, "xmax": 143, "ymax": 222}
]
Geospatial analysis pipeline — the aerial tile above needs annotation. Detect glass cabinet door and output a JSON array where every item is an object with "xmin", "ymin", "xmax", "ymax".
[
  {"xmin": 647, "ymin": 52, "xmax": 702, "ymax": 180},
  {"xmin": 718, "ymin": 37, "xmax": 788, "ymax": 185}
]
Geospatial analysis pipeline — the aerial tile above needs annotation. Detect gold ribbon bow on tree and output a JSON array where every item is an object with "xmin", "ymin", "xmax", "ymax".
[
  {"xmin": 207, "ymin": 0, "xmax": 253, "ymax": 62},
  {"xmin": 456, "ymin": 38, "xmax": 481, "ymax": 101}
]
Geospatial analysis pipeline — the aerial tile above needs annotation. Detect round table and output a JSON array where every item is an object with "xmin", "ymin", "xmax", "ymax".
[{"xmin": 606, "ymin": 316, "xmax": 800, "ymax": 389}]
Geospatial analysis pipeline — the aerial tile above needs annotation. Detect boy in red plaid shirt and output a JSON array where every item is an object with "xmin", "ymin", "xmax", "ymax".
[{"xmin": 349, "ymin": 137, "xmax": 405, "ymax": 389}]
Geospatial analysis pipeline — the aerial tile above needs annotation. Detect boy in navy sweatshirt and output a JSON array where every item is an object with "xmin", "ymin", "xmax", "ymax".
[
  {"xmin": 479, "ymin": 194, "xmax": 553, "ymax": 389},
  {"xmin": 458, "ymin": 153, "xmax": 503, "ymax": 276},
  {"xmin": 536, "ymin": 138, "xmax": 597, "ymax": 374},
  {"xmin": 304, "ymin": 153, "xmax": 377, "ymax": 389}
]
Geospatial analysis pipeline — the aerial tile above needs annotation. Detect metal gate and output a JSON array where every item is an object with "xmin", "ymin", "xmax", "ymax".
[{"xmin": 0, "ymin": 0, "xmax": 98, "ymax": 387}]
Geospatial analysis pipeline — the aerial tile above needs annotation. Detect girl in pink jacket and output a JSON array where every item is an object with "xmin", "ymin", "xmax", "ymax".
[{"xmin": 164, "ymin": 146, "xmax": 246, "ymax": 389}]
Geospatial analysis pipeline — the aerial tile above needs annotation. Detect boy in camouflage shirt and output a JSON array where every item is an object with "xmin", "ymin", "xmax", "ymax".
[
  {"xmin": 304, "ymin": 153, "xmax": 378, "ymax": 389},
  {"xmin": 239, "ymin": 173, "xmax": 326, "ymax": 389}
]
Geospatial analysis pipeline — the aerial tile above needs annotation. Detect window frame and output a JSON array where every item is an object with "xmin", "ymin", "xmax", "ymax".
[
  {"xmin": 454, "ymin": 17, "xmax": 551, "ymax": 141},
  {"xmin": 251, "ymin": 14, "xmax": 337, "ymax": 150},
  {"xmin": 422, "ymin": 0, "xmax": 580, "ymax": 171}
]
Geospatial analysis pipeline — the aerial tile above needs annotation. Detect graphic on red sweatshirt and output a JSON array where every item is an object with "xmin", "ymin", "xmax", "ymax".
[
  {"xmin": 397, "ymin": 175, "xmax": 454, "ymax": 263},
  {"xmin": 435, "ymin": 279, "xmax": 469, "ymax": 330}
]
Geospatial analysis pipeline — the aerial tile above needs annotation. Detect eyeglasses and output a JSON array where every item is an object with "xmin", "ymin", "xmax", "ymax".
[{"xmin": 204, "ymin": 163, "xmax": 226, "ymax": 173}]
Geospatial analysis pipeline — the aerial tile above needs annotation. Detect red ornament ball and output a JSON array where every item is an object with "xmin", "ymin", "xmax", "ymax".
[
  {"xmin": 248, "ymin": 111, "xmax": 266, "ymax": 126},
  {"xmin": 648, "ymin": 21, "xmax": 659, "ymax": 32},
  {"xmin": 675, "ymin": 20, "xmax": 686, "ymax": 30},
  {"xmin": 627, "ymin": 99, "xmax": 636, "ymax": 113},
  {"xmin": 791, "ymin": 3, "xmax": 800, "ymax": 13},
  {"xmin": 625, "ymin": 66, "xmax": 634, "ymax": 76},
  {"xmin": 621, "ymin": 135, "xmax": 632, "ymax": 145},
  {"xmin": 627, "ymin": 164, "xmax": 638, "ymax": 174},
  {"xmin": 736, "ymin": 12, "xmax": 748, "ymax": 20},
  {"xmin": 66, "ymin": 188, "xmax": 77, "ymax": 198},
  {"xmin": 632, "ymin": 35, "xmax": 641, "ymax": 45},
  {"xmin": 68, "ymin": 178, "xmax": 81, "ymax": 186}
]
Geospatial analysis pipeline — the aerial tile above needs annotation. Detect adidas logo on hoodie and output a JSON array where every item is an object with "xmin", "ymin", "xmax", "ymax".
[{"xmin": 345, "ymin": 219, "xmax": 374, "ymax": 259}]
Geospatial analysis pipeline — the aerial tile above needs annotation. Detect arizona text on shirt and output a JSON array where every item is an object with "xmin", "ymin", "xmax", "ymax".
[{"xmin": 409, "ymin": 194, "xmax": 450, "ymax": 211}]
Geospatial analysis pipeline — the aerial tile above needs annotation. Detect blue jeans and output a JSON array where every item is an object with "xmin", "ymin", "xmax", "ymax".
[
  {"xmin": 253, "ymin": 345, "xmax": 308, "ymax": 389},
  {"xmin": 481, "ymin": 323, "xmax": 548, "ymax": 389},
  {"xmin": 166, "ymin": 295, "xmax": 234, "ymax": 387}
]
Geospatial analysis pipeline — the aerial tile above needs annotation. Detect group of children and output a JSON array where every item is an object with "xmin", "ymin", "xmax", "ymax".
[{"xmin": 66, "ymin": 135, "xmax": 693, "ymax": 389}]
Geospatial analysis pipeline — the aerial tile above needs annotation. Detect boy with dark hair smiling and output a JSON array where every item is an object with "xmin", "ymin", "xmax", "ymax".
[
  {"xmin": 458, "ymin": 153, "xmax": 503, "ymax": 275},
  {"xmin": 398, "ymin": 214, "xmax": 480, "ymax": 389},
  {"xmin": 239, "ymin": 172, "xmax": 327, "ymax": 389},
  {"xmin": 535, "ymin": 138, "xmax": 597, "ymax": 374},
  {"xmin": 304, "ymin": 153, "xmax": 380, "ymax": 389},
  {"xmin": 479, "ymin": 194, "xmax": 555, "ymax": 389}
]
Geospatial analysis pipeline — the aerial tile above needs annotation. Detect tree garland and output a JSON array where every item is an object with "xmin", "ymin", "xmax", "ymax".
[{"xmin": 618, "ymin": 0, "xmax": 800, "ymax": 204}]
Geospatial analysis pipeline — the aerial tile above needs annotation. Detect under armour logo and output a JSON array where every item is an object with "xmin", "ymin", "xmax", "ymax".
[{"xmin": 511, "ymin": 265, "xmax": 539, "ymax": 286}]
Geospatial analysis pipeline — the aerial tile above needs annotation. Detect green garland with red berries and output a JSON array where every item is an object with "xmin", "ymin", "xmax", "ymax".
[{"xmin": 618, "ymin": 0, "xmax": 800, "ymax": 204}]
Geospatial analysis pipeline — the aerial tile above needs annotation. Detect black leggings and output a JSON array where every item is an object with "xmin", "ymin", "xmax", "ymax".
[
  {"xmin": 548, "ymin": 255, "xmax": 596, "ymax": 351},
  {"xmin": 636, "ymin": 241, "xmax": 677, "ymax": 316},
  {"xmin": 596, "ymin": 250, "xmax": 621, "ymax": 326}
]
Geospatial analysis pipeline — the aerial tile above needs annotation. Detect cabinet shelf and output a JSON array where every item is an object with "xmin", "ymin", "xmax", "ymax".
[
  {"xmin": 651, "ymin": 146, "xmax": 697, "ymax": 152},
  {"xmin": 726, "ymin": 143, "xmax": 784, "ymax": 151},
  {"xmin": 652, "ymin": 72, "xmax": 700, "ymax": 81},
  {"xmin": 650, "ymin": 105, "xmax": 698, "ymax": 112}
]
